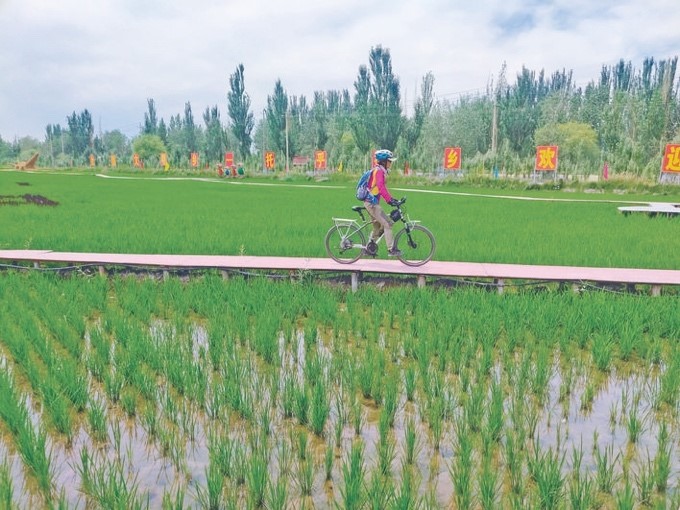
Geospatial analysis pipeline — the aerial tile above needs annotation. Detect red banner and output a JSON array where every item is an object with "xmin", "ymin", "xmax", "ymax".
[
  {"xmin": 264, "ymin": 151, "xmax": 276, "ymax": 170},
  {"xmin": 190, "ymin": 152, "xmax": 199, "ymax": 168},
  {"xmin": 224, "ymin": 151, "xmax": 234, "ymax": 167},
  {"xmin": 314, "ymin": 150, "xmax": 327, "ymax": 170},
  {"xmin": 535, "ymin": 145, "xmax": 559, "ymax": 171},
  {"xmin": 661, "ymin": 144, "xmax": 680, "ymax": 173},
  {"xmin": 132, "ymin": 153, "xmax": 142, "ymax": 168},
  {"xmin": 443, "ymin": 147, "xmax": 461, "ymax": 170}
]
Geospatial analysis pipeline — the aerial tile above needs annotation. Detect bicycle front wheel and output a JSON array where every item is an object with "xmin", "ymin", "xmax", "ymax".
[
  {"xmin": 324, "ymin": 225, "xmax": 366, "ymax": 264},
  {"xmin": 394, "ymin": 225, "xmax": 436, "ymax": 266}
]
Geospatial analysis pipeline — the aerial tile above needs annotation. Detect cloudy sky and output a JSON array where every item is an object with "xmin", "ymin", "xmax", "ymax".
[{"xmin": 1, "ymin": 0, "xmax": 679, "ymax": 141}]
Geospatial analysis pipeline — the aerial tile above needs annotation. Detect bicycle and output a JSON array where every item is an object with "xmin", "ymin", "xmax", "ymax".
[{"xmin": 324, "ymin": 198, "xmax": 436, "ymax": 267}]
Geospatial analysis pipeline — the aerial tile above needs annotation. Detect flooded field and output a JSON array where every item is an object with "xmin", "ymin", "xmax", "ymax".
[{"xmin": 1, "ymin": 271, "xmax": 679, "ymax": 509}]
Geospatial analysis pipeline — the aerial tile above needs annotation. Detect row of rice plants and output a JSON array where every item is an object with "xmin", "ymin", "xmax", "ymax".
[{"xmin": 0, "ymin": 271, "xmax": 679, "ymax": 508}]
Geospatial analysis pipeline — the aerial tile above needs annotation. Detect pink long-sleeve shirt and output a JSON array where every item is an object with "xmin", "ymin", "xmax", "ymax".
[{"xmin": 367, "ymin": 165, "xmax": 393, "ymax": 204}]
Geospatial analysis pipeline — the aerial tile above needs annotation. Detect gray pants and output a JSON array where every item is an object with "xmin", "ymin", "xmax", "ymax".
[{"xmin": 364, "ymin": 202, "xmax": 395, "ymax": 250}]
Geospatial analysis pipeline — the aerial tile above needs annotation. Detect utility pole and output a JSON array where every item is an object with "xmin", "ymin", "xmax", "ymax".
[
  {"xmin": 262, "ymin": 109, "xmax": 267, "ymax": 172},
  {"xmin": 285, "ymin": 110, "xmax": 290, "ymax": 173}
]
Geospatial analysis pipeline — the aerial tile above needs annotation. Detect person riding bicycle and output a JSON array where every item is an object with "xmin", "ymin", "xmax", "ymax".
[{"xmin": 363, "ymin": 149, "xmax": 402, "ymax": 257}]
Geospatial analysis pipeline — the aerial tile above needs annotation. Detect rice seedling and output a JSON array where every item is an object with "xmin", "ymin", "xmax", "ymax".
[
  {"xmin": 276, "ymin": 439, "xmax": 292, "ymax": 480},
  {"xmin": 392, "ymin": 461, "xmax": 420, "ymax": 509},
  {"xmin": 294, "ymin": 380, "xmax": 310, "ymax": 426},
  {"xmin": 0, "ymin": 459, "xmax": 14, "ymax": 510},
  {"xmin": 478, "ymin": 453, "xmax": 500, "ymax": 510},
  {"xmin": 339, "ymin": 440, "xmax": 365, "ymax": 510},
  {"xmin": 428, "ymin": 395, "xmax": 444, "ymax": 451},
  {"xmin": 351, "ymin": 394, "xmax": 364, "ymax": 436},
  {"xmin": 635, "ymin": 455, "xmax": 655, "ymax": 507},
  {"xmin": 527, "ymin": 436, "xmax": 565, "ymax": 510},
  {"xmin": 594, "ymin": 443, "xmax": 620, "ymax": 494},
  {"xmin": 324, "ymin": 440, "xmax": 334, "ymax": 481},
  {"xmin": 294, "ymin": 456, "xmax": 314, "ymax": 498},
  {"xmin": 195, "ymin": 463, "xmax": 223, "ymax": 510},
  {"xmin": 87, "ymin": 398, "xmax": 108, "ymax": 443},
  {"xmin": 624, "ymin": 404, "xmax": 645, "ymax": 444},
  {"xmin": 615, "ymin": 476, "xmax": 635, "ymax": 510},
  {"xmin": 592, "ymin": 332, "xmax": 615, "ymax": 373},
  {"xmin": 161, "ymin": 486, "xmax": 186, "ymax": 510},
  {"xmin": 294, "ymin": 429, "xmax": 308, "ymax": 462},
  {"xmin": 654, "ymin": 421, "xmax": 671, "ymax": 493},
  {"xmin": 580, "ymin": 381, "xmax": 596, "ymax": 412},
  {"xmin": 403, "ymin": 415, "xmax": 420, "ymax": 467},
  {"xmin": 310, "ymin": 378, "xmax": 330, "ymax": 437},
  {"xmin": 247, "ymin": 451, "xmax": 269, "ymax": 508},
  {"xmin": 403, "ymin": 364, "xmax": 417, "ymax": 402},
  {"xmin": 365, "ymin": 468, "xmax": 394, "ymax": 509},
  {"xmin": 450, "ymin": 419, "xmax": 473, "ymax": 510},
  {"xmin": 77, "ymin": 449, "xmax": 148, "ymax": 509},
  {"xmin": 377, "ymin": 429, "xmax": 396, "ymax": 477},
  {"xmin": 266, "ymin": 475, "xmax": 288, "ymax": 510}
]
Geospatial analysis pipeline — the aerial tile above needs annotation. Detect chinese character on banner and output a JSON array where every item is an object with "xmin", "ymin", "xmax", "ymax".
[
  {"xmin": 224, "ymin": 152, "xmax": 234, "ymax": 168},
  {"xmin": 661, "ymin": 144, "xmax": 680, "ymax": 173},
  {"xmin": 264, "ymin": 151, "xmax": 276, "ymax": 170},
  {"xmin": 89, "ymin": 154, "xmax": 95, "ymax": 167},
  {"xmin": 110, "ymin": 154, "xmax": 117, "ymax": 167},
  {"xmin": 132, "ymin": 153, "xmax": 142, "ymax": 168},
  {"xmin": 314, "ymin": 150, "xmax": 327, "ymax": 170},
  {"xmin": 443, "ymin": 147, "xmax": 462, "ymax": 170},
  {"xmin": 535, "ymin": 145, "xmax": 559, "ymax": 171},
  {"xmin": 190, "ymin": 152, "xmax": 199, "ymax": 168}
]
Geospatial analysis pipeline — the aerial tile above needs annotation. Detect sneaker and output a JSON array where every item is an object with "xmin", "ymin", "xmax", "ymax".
[{"xmin": 388, "ymin": 248, "xmax": 402, "ymax": 257}]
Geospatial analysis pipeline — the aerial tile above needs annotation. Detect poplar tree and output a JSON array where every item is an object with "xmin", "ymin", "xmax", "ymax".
[{"xmin": 227, "ymin": 63, "xmax": 254, "ymax": 160}]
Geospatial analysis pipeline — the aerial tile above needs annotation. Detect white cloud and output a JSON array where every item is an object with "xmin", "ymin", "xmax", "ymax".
[{"xmin": 1, "ymin": 0, "xmax": 678, "ymax": 140}]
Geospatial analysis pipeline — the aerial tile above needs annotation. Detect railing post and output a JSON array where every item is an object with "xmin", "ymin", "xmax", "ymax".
[{"xmin": 351, "ymin": 272, "xmax": 360, "ymax": 293}]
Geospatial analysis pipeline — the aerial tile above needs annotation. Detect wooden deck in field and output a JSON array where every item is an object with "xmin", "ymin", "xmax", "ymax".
[
  {"xmin": 1, "ymin": 250, "xmax": 678, "ymax": 294},
  {"xmin": 618, "ymin": 202, "xmax": 680, "ymax": 217}
]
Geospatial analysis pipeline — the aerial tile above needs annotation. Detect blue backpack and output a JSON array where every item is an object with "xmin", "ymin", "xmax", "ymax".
[{"xmin": 356, "ymin": 168, "xmax": 377, "ymax": 201}]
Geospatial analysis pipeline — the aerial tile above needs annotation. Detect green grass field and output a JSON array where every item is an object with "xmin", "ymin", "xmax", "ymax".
[{"xmin": 1, "ymin": 169, "xmax": 679, "ymax": 268}]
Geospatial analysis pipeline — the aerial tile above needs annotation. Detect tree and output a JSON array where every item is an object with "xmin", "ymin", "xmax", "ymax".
[
  {"xmin": 143, "ymin": 98, "xmax": 158, "ymax": 135},
  {"xmin": 132, "ymin": 134, "xmax": 166, "ymax": 165},
  {"xmin": 203, "ymin": 105, "xmax": 224, "ymax": 163},
  {"xmin": 66, "ymin": 109, "xmax": 93, "ymax": 162},
  {"xmin": 366, "ymin": 45, "xmax": 402, "ymax": 150},
  {"xmin": 266, "ymin": 80, "xmax": 288, "ymax": 154},
  {"xmin": 534, "ymin": 121, "xmax": 599, "ymax": 173},
  {"xmin": 402, "ymin": 72, "xmax": 434, "ymax": 158},
  {"xmin": 350, "ymin": 66, "xmax": 371, "ymax": 154},
  {"xmin": 227, "ymin": 63, "xmax": 254, "ymax": 160},
  {"xmin": 183, "ymin": 102, "xmax": 198, "ymax": 153}
]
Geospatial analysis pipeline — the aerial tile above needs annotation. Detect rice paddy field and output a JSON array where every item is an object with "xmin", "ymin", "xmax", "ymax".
[{"xmin": 1, "ymin": 169, "xmax": 680, "ymax": 509}]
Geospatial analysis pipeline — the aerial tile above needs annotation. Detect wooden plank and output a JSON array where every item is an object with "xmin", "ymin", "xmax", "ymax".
[{"xmin": 1, "ymin": 250, "xmax": 679, "ymax": 287}]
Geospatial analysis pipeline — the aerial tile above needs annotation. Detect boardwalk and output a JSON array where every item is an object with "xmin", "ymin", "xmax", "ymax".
[{"xmin": 2, "ymin": 250, "xmax": 678, "ymax": 294}]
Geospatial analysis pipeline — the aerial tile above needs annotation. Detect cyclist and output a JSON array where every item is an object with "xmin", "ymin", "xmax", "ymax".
[{"xmin": 363, "ymin": 149, "xmax": 402, "ymax": 257}]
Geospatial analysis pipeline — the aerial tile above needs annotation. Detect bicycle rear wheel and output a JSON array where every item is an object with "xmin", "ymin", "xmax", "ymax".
[
  {"xmin": 325, "ymin": 225, "xmax": 366, "ymax": 263},
  {"xmin": 394, "ymin": 225, "xmax": 436, "ymax": 266}
]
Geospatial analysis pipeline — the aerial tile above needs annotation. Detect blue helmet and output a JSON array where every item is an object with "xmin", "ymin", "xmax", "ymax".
[{"xmin": 375, "ymin": 149, "xmax": 396, "ymax": 162}]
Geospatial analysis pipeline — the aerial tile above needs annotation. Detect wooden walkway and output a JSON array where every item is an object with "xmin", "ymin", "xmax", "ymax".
[{"xmin": 1, "ymin": 250, "xmax": 679, "ymax": 294}]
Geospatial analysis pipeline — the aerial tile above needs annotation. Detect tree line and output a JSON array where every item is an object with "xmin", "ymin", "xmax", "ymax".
[{"xmin": 2, "ymin": 47, "xmax": 679, "ymax": 178}]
